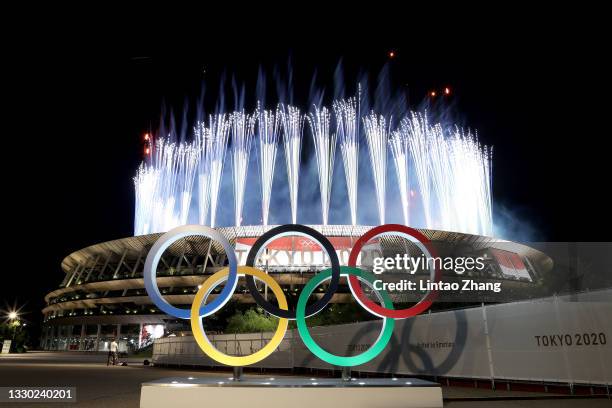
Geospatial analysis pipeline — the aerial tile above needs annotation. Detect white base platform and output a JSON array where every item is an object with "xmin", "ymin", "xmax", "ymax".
[{"xmin": 140, "ymin": 376, "xmax": 443, "ymax": 408}]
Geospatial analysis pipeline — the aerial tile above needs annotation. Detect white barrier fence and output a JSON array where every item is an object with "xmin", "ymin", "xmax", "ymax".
[{"xmin": 153, "ymin": 289, "xmax": 612, "ymax": 385}]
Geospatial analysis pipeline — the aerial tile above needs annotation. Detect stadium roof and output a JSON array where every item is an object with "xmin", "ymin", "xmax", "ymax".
[{"xmin": 61, "ymin": 225, "xmax": 552, "ymax": 274}]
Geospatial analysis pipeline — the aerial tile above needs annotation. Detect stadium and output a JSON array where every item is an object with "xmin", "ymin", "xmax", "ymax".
[
  {"xmin": 41, "ymin": 226, "xmax": 551, "ymax": 352},
  {"xmin": 40, "ymin": 90, "xmax": 611, "ymax": 388}
]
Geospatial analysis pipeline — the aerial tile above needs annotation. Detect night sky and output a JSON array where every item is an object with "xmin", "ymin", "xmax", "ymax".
[{"xmin": 3, "ymin": 43, "xmax": 606, "ymax": 337}]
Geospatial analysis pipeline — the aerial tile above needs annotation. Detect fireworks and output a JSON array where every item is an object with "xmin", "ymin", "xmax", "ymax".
[
  {"xmin": 134, "ymin": 90, "xmax": 493, "ymax": 236},
  {"xmin": 403, "ymin": 113, "xmax": 432, "ymax": 228},
  {"xmin": 203, "ymin": 114, "xmax": 230, "ymax": 228},
  {"xmin": 133, "ymin": 164, "xmax": 158, "ymax": 235},
  {"xmin": 429, "ymin": 123, "xmax": 454, "ymax": 230},
  {"xmin": 176, "ymin": 144, "xmax": 199, "ymax": 225},
  {"xmin": 230, "ymin": 111, "xmax": 256, "ymax": 227},
  {"xmin": 133, "ymin": 138, "xmax": 198, "ymax": 235},
  {"xmin": 307, "ymin": 105, "xmax": 336, "ymax": 225},
  {"xmin": 333, "ymin": 97, "xmax": 359, "ymax": 226},
  {"xmin": 194, "ymin": 123, "xmax": 211, "ymax": 226},
  {"xmin": 280, "ymin": 105, "xmax": 304, "ymax": 224},
  {"xmin": 257, "ymin": 105, "xmax": 281, "ymax": 226},
  {"xmin": 446, "ymin": 129, "xmax": 492, "ymax": 235},
  {"xmin": 402, "ymin": 113, "xmax": 493, "ymax": 235},
  {"xmin": 389, "ymin": 129, "xmax": 410, "ymax": 226},
  {"xmin": 363, "ymin": 112, "xmax": 390, "ymax": 225}
]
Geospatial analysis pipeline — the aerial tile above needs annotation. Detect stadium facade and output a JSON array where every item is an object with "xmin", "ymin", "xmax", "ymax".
[{"xmin": 41, "ymin": 225, "xmax": 551, "ymax": 352}]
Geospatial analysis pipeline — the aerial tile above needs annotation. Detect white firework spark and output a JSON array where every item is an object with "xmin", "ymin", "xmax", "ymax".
[
  {"xmin": 134, "ymin": 137, "xmax": 199, "ymax": 234},
  {"xmin": 402, "ymin": 112, "xmax": 492, "ymax": 235},
  {"xmin": 428, "ymin": 123, "xmax": 454, "ymax": 230},
  {"xmin": 279, "ymin": 104, "xmax": 304, "ymax": 224},
  {"xmin": 363, "ymin": 112, "xmax": 389, "ymax": 225},
  {"xmin": 230, "ymin": 111, "xmax": 255, "ymax": 226},
  {"xmin": 446, "ymin": 129, "xmax": 493, "ymax": 235},
  {"xmin": 148, "ymin": 139, "xmax": 175, "ymax": 233},
  {"xmin": 307, "ymin": 105, "xmax": 336, "ymax": 225},
  {"xmin": 257, "ymin": 104, "xmax": 280, "ymax": 226},
  {"xmin": 176, "ymin": 143, "xmax": 199, "ymax": 225},
  {"xmin": 133, "ymin": 91, "xmax": 493, "ymax": 237},
  {"xmin": 194, "ymin": 123, "xmax": 211, "ymax": 226},
  {"xmin": 333, "ymin": 96, "xmax": 359, "ymax": 225},
  {"xmin": 389, "ymin": 129, "xmax": 410, "ymax": 225},
  {"xmin": 206, "ymin": 114, "xmax": 230, "ymax": 228},
  {"xmin": 134, "ymin": 164, "xmax": 158, "ymax": 235},
  {"xmin": 403, "ymin": 112, "xmax": 432, "ymax": 228}
]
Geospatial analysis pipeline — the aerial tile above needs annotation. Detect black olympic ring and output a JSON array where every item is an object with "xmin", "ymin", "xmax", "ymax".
[{"xmin": 245, "ymin": 224, "xmax": 341, "ymax": 319}]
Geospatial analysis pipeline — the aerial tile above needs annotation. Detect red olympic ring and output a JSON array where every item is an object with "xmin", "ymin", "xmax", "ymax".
[{"xmin": 347, "ymin": 224, "xmax": 442, "ymax": 319}]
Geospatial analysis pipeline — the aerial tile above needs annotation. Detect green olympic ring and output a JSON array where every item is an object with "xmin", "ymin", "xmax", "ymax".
[{"xmin": 296, "ymin": 266, "xmax": 395, "ymax": 367}]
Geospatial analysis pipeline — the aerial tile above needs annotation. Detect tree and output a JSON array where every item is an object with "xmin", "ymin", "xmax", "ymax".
[
  {"xmin": 0, "ymin": 320, "xmax": 29, "ymax": 353},
  {"xmin": 225, "ymin": 308, "xmax": 279, "ymax": 333}
]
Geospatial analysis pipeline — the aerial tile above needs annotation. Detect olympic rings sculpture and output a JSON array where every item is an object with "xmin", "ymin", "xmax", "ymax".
[{"xmin": 143, "ymin": 223, "xmax": 440, "ymax": 367}]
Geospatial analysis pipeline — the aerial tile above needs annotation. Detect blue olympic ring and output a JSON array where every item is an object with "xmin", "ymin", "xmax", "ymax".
[{"xmin": 143, "ymin": 225, "xmax": 238, "ymax": 319}]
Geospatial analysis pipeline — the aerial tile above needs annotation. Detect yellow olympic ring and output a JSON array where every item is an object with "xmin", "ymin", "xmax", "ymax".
[{"xmin": 190, "ymin": 266, "xmax": 289, "ymax": 366}]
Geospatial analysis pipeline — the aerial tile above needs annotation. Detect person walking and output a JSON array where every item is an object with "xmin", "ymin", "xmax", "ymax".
[{"xmin": 107, "ymin": 338, "xmax": 118, "ymax": 366}]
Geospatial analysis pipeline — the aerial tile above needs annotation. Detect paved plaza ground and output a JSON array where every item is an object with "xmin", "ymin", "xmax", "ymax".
[{"xmin": 0, "ymin": 352, "xmax": 609, "ymax": 407}]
